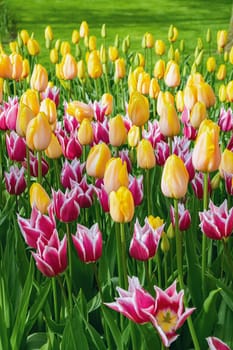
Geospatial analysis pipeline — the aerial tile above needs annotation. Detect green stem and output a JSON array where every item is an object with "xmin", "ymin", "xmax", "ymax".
[
  {"xmin": 26, "ymin": 145, "xmax": 31, "ymax": 213},
  {"xmin": 202, "ymin": 172, "xmax": 209, "ymax": 299},
  {"xmin": 66, "ymin": 223, "xmax": 73, "ymax": 311},
  {"xmin": 130, "ymin": 321, "xmax": 137, "ymax": 350},
  {"xmin": 164, "ymin": 252, "xmax": 168, "ymax": 288},
  {"xmin": 115, "ymin": 222, "xmax": 123, "ymax": 287},
  {"xmin": 120, "ymin": 222, "xmax": 128, "ymax": 289},
  {"xmin": 53, "ymin": 158, "xmax": 60, "ymax": 189},
  {"xmin": 93, "ymin": 262, "xmax": 103, "ymax": 299},
  {"xmin": 145, "ymin": 169, "xmax": 152, "ymax": 215},
  {"xmin": 37, "ymin": 150, "xmax": 42, "ymax": 184},
  {"xmin": 156, "ymin": 251, "xmax": 162, "ymax": 287},
  {"xmin": 0, "ymin": 132, "xmax": 3, "ymax": 209},
  {"xmin": 52, "ymin": 278, "xmax": 58, "ymax": 322},
  {"xmin": 57, "ymin": 275, "xmax": 69, "ymax": 317}
]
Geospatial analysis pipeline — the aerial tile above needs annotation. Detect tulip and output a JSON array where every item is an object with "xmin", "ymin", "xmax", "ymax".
[
  {"xmin": 137, "ymin": 71, "xmax": 150, "ymax": 95},
  {"xmin": 109, "ymin": 114, "xmax": 127, "ymax": 147},
  {"xmin": 87, "ymin": 51, "xmax": 103, "ymax": 79},
  {"xmin": 50, "ymin": 48, "xmax": 59, "ymax": 64},
  {"xmin": 88, "ymin": 35, "xmax": 97, "ymax": 51},
  {"xmin": 158, "ymin": 102, "xmax": 180, "ymax": 138},
  {"xmin": 128, "ymin": 175, "xmax": 143, "ymax": 206},
  {"xmin": 218, "ymin": 107, "xmax": 233, "ymax": 131},
  {"xmin": 196, "ymin": 82, "xmax": 216, "ymax": 108},
  {"xmin": 108, "ymin": 46, "xmax": 119, "ymax": 62},
  {"xmin": 155, "ymin": 40, "xmax": 166, "ymax": 56},
  {"xmin": 164, "ymin": 60, "xmax": 180, "ymax": 88},
  {"xmin": 72, "ymin": 223, "xmax": 102, "ymax": 263},
  {"xmin": 149, "ymin": 78, "xmax": 160, "ymax": 99},
  {"xmin": 66, "ymin": 100, "xmax": 94, "ymax": 123},
  {"xmin": 128, "ymin": 91, "xmax": 149, "ymax": 127},
  {"xmin": 60, "ymin": 159, "xmax": 85, "ymax": 189},
  {"xmin": 105, "ymin": 276, "xmax": 156, "ymax": 324},
  {"xmin": 157, "ymin": 90, "xmax": 175, "ymax": 117},
  {"xmin": 155, "ymin": 140, "xmax": 170, "ymax": 166},
  {"xmin": 92, "ymin": 118, "xmax": 109, "ymax": 144},
  {"xmin": 153, "ymin": 59, "xmax": 165, "ymax": 80},
  {"xmin": 219, "ymin": 149, "xmax": 233, "ymax": 177},
  {"xmin": 27, "ymin": 38, "xmax": 40, "ymax": 56},
  {"xmin": 161, "ymin": 155, "xmax": 189, "ymax": 199},
  {"xmin": 192, "ymin": 119, "xmax": 221, "ymax": 173},
  {"xmin": 183, "ymin": 84, "xmax": 197, "ymax": 110},
  {"xmin": 21, "ymin": 58, "xmax": 30, "ymax": 79},
  {"xmin": 0, "ymin": 53, "xmax": 12, "ymax": 79},
  {"xmin": 80, "ymin": 21, "xmax": 89, "ymax": 38},
  {"xmin": 45, "ymin": 25, "xmax": 54, "ymax": 42},
  {"xmin": 41, "ymin": 85, "xmax": 60, "ymax": 107},
  {"xmin": 95, "ymin": 180, "xmax": 110, "ymax": 213},
  {"xmin": 226, "ymin": 80, "xmax": 233, "ymax": 102},
  {"xmin": 129, "ymin": 217, "xmax": 164, "ymax": 261},
  {"xmin": 189, "ymin": 101, "xmax": 207, "ymax": 129},
  {"xmin": 71, "ymin": 29, "xmax": 80, "ymax": 44},
  {"xmin": 168, "ymin": 25, "xmax": 179, "ymax": 42},
  {"xmin": 2, "ymin": 96, "xmax": 18, "ymax": 131},
  {"xmin": 199, "ymin": 199, "xmax": 233, "ymax": 240},
  {"xmin": 150, "ymin": 281, "xmax": 195, "ymax": 347},
  {"xmin": 56, "ymin": 129, "xmax": 82, "ymax": 160},
  {"xmin": 40, "ymin": 98, "xmax": 57, "ymax": 125},
  {"xmin": 23, "ymin": 152, "xmax": 49, "ymax": 178},
  {"xmin": 4, "ymin": 165, "xmax": 26, "ymax": 195},
  {"xmin": 86, "ymin": 142, "xmax": 111, "ymax": 179},
  {"xmin": 52, "ymin": 188, "xmax": 80, "ymax": 223},
  {"xmin": 217, "ymin": 30, "xmax": 228, "ymax": 52},
  {"xmin": 77, "ymin": 118, "xmax": 93, "ymax": 145},
  {"xmin": 60, "ymin": 41, "xmax": 71, "ymax": 56},
  {"xmin": 128, "ymin": 125, "xmax": 140, "ymax": 148},
  {"xmin": 45, "ymin": 133, "xmax": 63, "ymax": 159},
  {"xmin": 191, "ymin": 172, "xmax": 211, "ymax": 199},
  {"xmin": 175, "ymin": 90, "xmax": 184, "ymax": 112},
  {"xmin": 20, "ymin": 29, "xmax": 29, "ymax": 45},
  {"xmin": 109, "ymin": 186, "xmax": 135, "ymax": 223},
  {"xmin": 20, "ymin": 89, "xmax": 40, "ymax": 116},
  {"xmin": 206, "ymin": 337, "xmax": 231, "ymax": 350},
  {"xmin": 0, "ymin": 78, "xmax": 3, "ymax": 104},
  {"xmin": 6, "ymin": 131, "xmax": 26, "ymax": 162},
  {"xmin": 216, "ymin": 64, "xmax": 227, "ymax": 81},
  {"xmin": 137, "ymin": 139, "xmax": 156, "ymax": 169},
  {"xmin": 206, "ymin": 56, "xmax": 216, "ymax": 72},
  {"xmin": 32, "ymin": 230, "xmax": 67, "ymax": 277},
  {"xmin": 10, "ymin": 53, "xmax": 23, "ymax": 80},
  {"xmin": 26, "ymin": 112, "xmax": 52, "ymax": 151},
  {"xmin": 101, "ymin": 93, "xmax": 114, "ymax": 116},
  {"xmin": 114, "ymin": 58, "xmax": 126, "ymax": 82},
  {"xmin": 224, "ymin": 172, "xmax": 233, "ymax": 195},
  {"xmin": 170, "ymin": 203, "xmax": 191, "ymax": 231},
  {"xmin": 103, "ymin": 157, "xmax": 129, "ymax": 194},
  {"xmin": 30, "ymin": 182, "xmax": 51, "ymax": 214}
]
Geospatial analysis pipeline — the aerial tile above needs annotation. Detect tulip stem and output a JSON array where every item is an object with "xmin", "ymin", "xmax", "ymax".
[
  {"xmin": 26, "ymin": 146, "xmax": 31, "ymax": 213},
  {"xmin": 0, "ymin": 132, "xmax": 3, "ymax": 209},
  {"xmin": 52, "ymin": 278, "xmax": 59, "ymax": 322},
  {"xmin": 120, "ymin": 222, "xmax": 128, "ymax": 289},
  {"xmin": 202, "ymin": 172, "xmax": 209, "ymax": 299},
  {"xmin": 57, "ymin": 275, "xmax": 69, "ymax": 317},
  {"xmin": 37, "ymin": 150, "xmax": 42, "ymax": 184},
  {"xmin": 116, "ymin": 222, "xmax": 123, "ymax": 286},
  {"xmin": 174, "ymin": 198, "xmax": 200, "ymax": 350},
  {"xmin": 66, "ymin": 223, "xmax": 73, "ymax": 311},
  {"xmin": 145, "ymin": 169, "xmax": 152, "ymax": 215}
]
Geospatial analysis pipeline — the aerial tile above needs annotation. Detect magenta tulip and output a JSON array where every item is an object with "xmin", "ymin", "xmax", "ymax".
[
  {"xmin": 4, "ymin": 165, "xmax": 26, "ymax": 195},
  {"xmin": 60, "ymin": 159, "xmax": 85, "ymax": 189},
  {"xmin": 206, "ymin": 336, "xmax": 231, "ymax": 350},
  {"xmin": 218, "ymin": 107, "xmax": 233, "ymax": 132},
  {"xmin": 170, "ymin": 203, "xmax": 191, "ymax": 231},
  {"xmin": 52, "ymin": 188, "xmax": 80, "ymax": 222},
  {"xmin": 6, "ymin": 131, "xmax": 26, "ymax": 162}
]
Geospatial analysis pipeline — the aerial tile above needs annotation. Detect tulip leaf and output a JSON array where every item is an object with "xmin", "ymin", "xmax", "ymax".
[
  {"xmin": 81, "ymin": 314, "xmax": 107, "ymax": 350},
  {"xmin": 0, "ymin": 305, "xmax": 10, "ymax": 350},
  {"xmin": 87, "ymin": 291, "xmax": 102, "ymax": 313},
  {"xmin": 26, "ymin": 333, "xmax": 48, "ymax": 350},
  {"xmin": 102, "ymin": 306, "xmax": 123, "ymax": 350},
  {"xmin": 139, "ymin": 323, "xmax": 161, "ymax": 349}
]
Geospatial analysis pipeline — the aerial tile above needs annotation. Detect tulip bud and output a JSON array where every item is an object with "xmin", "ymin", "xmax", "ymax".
[
  {"xmin": 109, "ymin": 115, "xmax": 127, "ymax": 147},
  {"xmin": 30, "ymin": 64, "xmax": 48, "ymax": 92},
  {"xmin": 206, "ymin": 28, "xmax": 212, "ymax": 43},
  {"xmin": 190, "ymin": 101, "xmax": 207, "ymax": 129},
  {"xmin": 26, "ymin": 112, "xmax": 52, "ymax": 151},
  {"xmin": 89, "ymin": 35, "xmax": 97, "ymax": 51},
  {"xmin": 164, "ymin": 60, "xmax": 180, "ymax": 88},
  {"xmin": 219, "ymin": 84, "xmax": 227, "ymax": 102},
  {"xmin": 77, "ymin": 118, "xmax": 93, "ymax": 145},
  {"xmin": 50, "ymin": 48, "xmax": 59, "ymax": 64},
  {"xmin": 103, "ymin": 157, "xmax": 129, "ymax": 194},
  {"xmin": 0, "ymin": 53, "xmax": 12, "ymax": 79},
  {"xmin": 149, "ymin": 78, "xmax": 160, "ymax": 99},
  {"xmin": 10, "ymin": 53, "xmax": 23, "ymax": 80},
  {"xmin": 158, "ymin": 102, "xmax": 180, "ymax": 137},
  {"xmin": 168, "ymin": 25, "xmax": 178, "ymax": 42},
  {"xmin": 216, "ymin": 64, "xmax": 227, "ymax": 81},
  {"xmin": 4, "ymin": 165, "xmax": 26, "ymax": 196},
  {"xmin": 128, "ymin": 91, "xmax": 149, "ymax": 126},
  {"xmin": 101, "ymin": 23, "xmax": 106, "ymax": 38},
  {"xmin": 167, "ymin": 222, "xmax": 175, "ymax": 239},
  {"xmin": 128, "ymin": 125, "xmax": 140, "ymax": 148},
  {"xmin": 109, "ymin": 186, "xmax": 135, "ymax": 223},
  {"xmin": 219, "ymin": 149, "xmax": 233, "ymax": 177},
  {"xmin": 72, "ymin": 29, "xmax": 80, "ymax": 44},
  {"xmin": 20, "ymin": 29, "xmax": 29, "ymax": 45},
  {"xmin": 155, "ymin": 40, "xmax": 165, "ymax": 56},
  {"xmin": 226, "ymin": 81, "xmax": 233, "ymax": 102},
  {"xmin": 45, "ymin": 133, "xmax": 62, "ymax": 159},
  {"xmin": 137, "ymin": 139, "xmax": 156, "ymax": 169},
  {"xmin": 114, "ymin": 58, "xmax": 126, "ymax": 82},
  {"xmin": 27, "ymin": 38, "xmax": 40, "ymax": 56},
  {"xmin": 206, "ymin": 57, "xmax": 216, "ymax": 72},
  {"xmin": 21, "ymin": 58, "xmax": 30, "ymax": 79},
  {"xmin": 108, "ymin": 46, "xmax": 119, "ymax": 62},
  {"xmin": 80, "ymin": 21, "xmax": 89, "ymax": 38},
  {"xmin": 86, "ymin": 142, "xmax": 111, "ymax": 178},
  {"xmin": 61, "ymin": 53, "xmax": 77, "ymax": 80},
  {"xmin": 211, "ymin": 172, "xmax": 221, "ymax": 190},
  {"xmin": 40, "ymin": 98, "xmax": 57, "ymax": 125},
  {"xmin": 77, "ymin": 59, "xmax": 86, "ymax": 80},
  {"xmin": 217, "ymin": 30, "xmax": 228, "ymax": 52},
  {"xmin": 30, "ymin": 182, "xmax": 51, "ymax": 214},
  {"xmin": 87, "ymin": 50, "xmax": 102, "ymax": 79},
  {"xmin": 229, "ymin": 46, "xmax": 233, "ymax": 64},
  {"xmin": 153, "ymin": 59, "xmax": 165, "ymax": 80},
  {"xmin": 101, "ymin": 93, "xmax": 113, "ymax": 116},
  {"xmin": 175, "ymin": 90, "xmax": 184, "ymax": 112},
  {"xmin": 161, "ymin": 232, "xmax": 170, "ymax": 253}
]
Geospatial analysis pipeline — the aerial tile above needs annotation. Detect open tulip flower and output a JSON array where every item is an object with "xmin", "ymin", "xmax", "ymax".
[
  {"xmin": 206, "ymin": 336, "xmax": 231, "ymax": 350},
  {"xmin": 4, "ymin": 165, "xmax": 26, "ymax": 196},
  {"xmin": 199, "ymin": 199, "xmax": 233, "ymax": 240},
  {"xmin": 60, "ymin": 159, "xmax": 85, "ymax": 189},
  {"xmin": 52, "ymin": 188, "xmax": 80, "ymax": 223}
]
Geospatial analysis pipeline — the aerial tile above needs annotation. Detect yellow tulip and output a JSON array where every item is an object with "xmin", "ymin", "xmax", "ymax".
[
  {"xmin": 89, "ymin": 35, "xmax": 97, "ymax": 51},
  {"xmin": 10, "ymin": 53, "xmax": 23, "ymax": 80},
  {"xmin": 183, "ymin": 84, "xmax": 197, "ymax": 110},
  {"xmin": 192, "ymin": 119, "xmax": 221, "ymax": 173},
  {"xmin": 175, "ymin": 90, "xmax": 184, "ymax": 112},
  {"xmin": 219, "ymin": 149, "xmax": 233, "ymax": 177},
  {"xmin": 87, "ymin": 50, "xmax": 102, "ymax": 79},
  {"xmin": 40, "ymin": 98, "xmax": 57, "ymax": 125},
  {"xmin": 128, "ymin": 125, "xmax": 140, "ymax": 148},
  {"xmin": 45, "ymin": 25, "xmax": 54, "ymax": 41},
  {"xmin": 145, "ymin": 32, "xmax": 154, "ymax": 48},
  {"xmin": 20, "ymin": 29, "xmax": 30, "ymax": 45},
  {"xmin": 0, "ymin": 78, "xmax": 3, "ymax": 104},
  {"xmin": 72, "ymin": 29, "xmax": 80, "ymax": 44},
  {"xmin": 190, "ymin": 101, "xmax": 207, "ymax": 129},
  {"xmin": 196, "ymin": 82, "xmax": 216, "ymax": 108},
  {"xmin": 60, "ymin": 41, "xmax": 71, "ymax": 56},
  {"xmin": 86, "ymin": 142, "xmax": 111, "ymax": 178},
  {"xmin": 45, "ymin": 133, "xmax": 63, "ymax": 159},
  {"xmin": 161, "ymin": 155, "xmax": 189, "ymax": 199},
  {"xmin": 164, "ymin": 60, "xmax": 180, "ymax": 88},
  {"xmin": 30, "ymin": 183, "xmax": 51, "ymax": 214},
  {"xmin": 216, "ymin": 64, "xmax": 227, "ymax": 81},
  {"xmin": 229, "ymin": 46, "xmax": 233, "ymax": 64},
  {"xmin": 66, "ymin": 100, "xmax": 94, "ymax": 123},
  {"xmin": 153, "ymin": 59, "xmax": 165, "ymax": 80},
  {"xmin": 61, "ymin": 53, "xmax": 77, "ymax": 80},
  {"xmin": 77, "ymin": 60, "xmax": 86, "ymax": 80},
  {"xmin": 103, "ymin": 157, "xmax": 129, "ymax": 194},
  {"xmin": 108, "ymin": 46, "xmax": 119, "ymax": 62},
  {"xmin": 26, "ymin": 112, "xmax": 52, "ymax": 151},
  {"xmin": 226, "ymin": 81, "xmax": 233, "ymax": 102},
  {"xmin": 114, "ymin": 58, "xmax": 126, "ymax": 82},
  {"xmin": 50, "ymin": 48, "xmax": 59, "ymax": 64},
  {"xmin": 30, "ymin": 64, "xmax": 48, "ymax": 92},
  {"xmin": 20, "ymin": 89, "xmax": 40, "ymax": 115},
  {"xmin": 158, "ymin": 102, "xmax": 180, "ymax": 137},
  {"xmin": 0, "ymin": 53, "xmax": 12, "ymax": 79},
  {"xmin": 149, "ymin": 78, "xmax": 160, "ymax": 99},
  {"xmin": 21, "ymin": 59, "xmax": 30, "ymax": 79},
  {"xmin": 80, "ymin": 21, "xmax": 89, "ymax": 38},
  {"xmin": 168, "ymin": 25, "xmax": 178, "ymax": 42},
  {"xmin": 109, "ymin": 115, "xmax": 127, "ymax": 147},
  {"xmin": 101, "ymin": 93, "xmax": 114, "ymax": 116},
  {"xmin": 206, "ymin": 57, "xmax": 216, "ymax": 72},
  {"xmin": 109, "ymin": 186, "xmax": 135, "ymax": 223},
  {"xmin": 77, "ymin": 118, "xmax": 93, "ymax": 145},
  {"xmin": 217, "ymin": 30, "xmax": 228, "ymax": 52},
  {"xmin": 16, "ymin": 104, "xmax": 35, "ymax": 137},
  {"xmin": 137, "ymin": 71, "xmax": 150, "ymax": 95},
  {"xmin": 27, "ymin": 38, "xmax": 40, "ymax": 56},
  {"xmin": 218, "ymin": 84, "xmax": 227, "ymax": 102},
  {"xmin": 137, "ymin": 139, "xmax": 156, "ymax": 169},
  {"xmin": 128, "ymin": 91, "xmax": 149, "ymax": 127},
  {"xmin": 155, "ymin": 40, "xmax": 166, "ymax": 56}
]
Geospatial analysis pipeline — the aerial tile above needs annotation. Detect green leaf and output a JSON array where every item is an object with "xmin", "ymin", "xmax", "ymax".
[
  {"xmin": 81, "ymin": 317, "xmax": 107, "ymax": 350},
  {"xmin": 0, "ymin": 305, "xmax": 10, "ymax": 350},
  {"xmin": 102, "ymin": 306, "xmax": 123, "ymax": 350},
  {"xmin": 26, "ymin": 333, "xmax": 48, "ymax": 350},
  {"xmin": 140, "ymin": 323, "xmax": 161, "ymax": 349},
  {"xmin": 87, "ymin": 292, "xmax": 102, "ymax": 313},
  {"xmin": 10, "ymin": 259, "xmax": 34, "ymax": 350}
]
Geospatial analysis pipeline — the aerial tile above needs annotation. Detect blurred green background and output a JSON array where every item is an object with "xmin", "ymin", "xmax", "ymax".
[{"xmin": 1, "ymin": 0, "xmax": 233, "ymax": 56}]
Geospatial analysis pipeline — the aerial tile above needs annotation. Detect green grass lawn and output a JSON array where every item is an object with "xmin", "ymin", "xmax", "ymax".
[{"xmin": 2, "ymin": 0, "xmax": 233, "ymax": 58}]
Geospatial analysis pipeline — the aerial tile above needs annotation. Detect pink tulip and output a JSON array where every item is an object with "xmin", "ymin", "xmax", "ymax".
[
  {"xmin": 170, "ymin": 203, "xmax": 191, "ymax": 231},
  {"xmin": 218, "ymin": 107, "xmax": 233, "ymax": 132},
  {"xmin": 142, "ymin": 120, "xmax": 164, "ymax": 148},
  {"xmin": 227, "ymin": 133, "xmax": 233, "ymax": 152},
  {"xmin": 105, "ymin": 276, "xmax": 156, "ymax": 324},
  {"xmin": 199, "ymin": 199, "xmax": 233, "ymax": 240},
  {"xmin": 191, "ymin": 172, "xmax": 212, "ymax": 199},
  {"xmin": 181, "ymin": 108, "xmax": 197, "ymax": 140},
  {"xmin": 150, "ymin": 280, "xmax": 195, "ymax": 347},
  {"xmin": 72, "ymin": 223, "xmax": 102, "ymax": 263},
  {"xmin": 129, "ymin": 218, "xmax": 164, "ymax": 260},
  {"xmin": 71, "ymin": 175, "xmax": 94, "ymax": 208},
  {"xmin": 129, "ymin": 175, "xmax": 144, "ymax": 207},
  {"xmin": 119, "ymin": 149, "xmax": 132, "ymax": 173},
  {"xmin": 6, "ymin": 131, "xmax": 26, "ymax": 162},
  {"xmin": 57, "ymin": 129, "xmax": 82, "ymax": 160},
  {"xmin": 173, "ymin": 136, "xmax": 195, "ymax": 181},
  {"xmin": 63, "ymin": 114, "xmax": 79, "ymax": 133},
  {"xmin": 52, "ymin": 188, "xmax": 80, "ymax": 222},
  {"xmin": 4, "ymin": 165, "xmax": 26, "ymax": 195},
  {"xmin": 41, "ymin": 85, "xmax": 60, "ymax": 107},
  {"xmin": 17, "ymin": 204, "xmax": 56, "ymax": 248},
  {"xmin": 92, "ymin": 118, "xmax": 109, "ymax": 144},
  {"xmin": 60, "ymin": 159, "xmax": 85, "ymax": 189},
  {"xmin": 32, "ymin": 229, "xmax": 67, "ymax": 277},
  {"xmin": 0, "ymin": 106, "xmax": 7, "ymax": 130},
  {"xmin": 2, "ymin": 96, "xmax": 19, "ymax": 131},
  {"xmin": 155, "ymin": 140, "xmax": 170, "ymax": 166},
  {"xmin": 224, "ymin": 171, "xmax": 233, "ymax": 195},
  {"xmin": 93, "ymin": 100, "xmax": 108, "ymax": 122},
  {"xmin": 23, "ymin": 152, "xmax": 49, "ymax": 177},
  {"xmin": 206, "ymin": 336, "xmax": 231, "ymax": 350},
  {"xmin": 94, "ymin": 180, "xmax": 109, "ymax": 213}
]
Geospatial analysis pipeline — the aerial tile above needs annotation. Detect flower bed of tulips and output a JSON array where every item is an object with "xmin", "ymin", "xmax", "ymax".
[{"xmin": 0, "ymin": 21, "xmax": 233, "ymax": 350}]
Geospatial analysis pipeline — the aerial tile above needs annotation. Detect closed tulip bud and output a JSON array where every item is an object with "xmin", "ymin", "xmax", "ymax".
[
  {"xmin": 190, "ymin": 101, "xmax": 207, "ymax": 129},
  {"xmin": 26, "ymin": 112, "xmax": 52, "ymax": 151},
  {"xmin": 122, "ymin": 35, "xmax": 130, "ymax": 54},
  {"xmin": 86, "ymin": 142, "xmax": 111, "ymax": 178},
  {"xmin": 20, "ymin": 29, "xmax": 30, "ymax": 45},
  {"xmin": 226, "ymin": 81, "xmax": 233, "ymax": 102},
  {"xmin": 109, "ymin": 114, "xmax": 127, "ymax": 147},
  {"xmin": 21, "ymin": 58, "xmax": 30, "ymax": 79},
  {"xmin": 168, "ymin": 25, "xmax": 178, "ymax": 42},
  {"xmin": 9, "ymin": 41, "xmax": 18, "ymax": 53},
  {"xmin": 155, "ymin": 39, "xmax": 165, "ymax": 56},
  {"xmin": 114, "ymin": 58, "xmax": 126, "ymax": 82},
  {"xmin": 216, "ymin": 64, "xmax": 227, "ymax": 81},
  {"xmin": 192, "ymin": 119, "xmax": 221, "ymax": 173},
  {"xmin": 196, "ymin": 82, "xmax": 216, "ymax": 108},
  {"xmin": 219, "ymin": 149, "xmax": 233, "ymax": 177},
  {"xmin": 30, "ymin": 64, "xmax": 48, "ymax": 92},
  {"xmin": 0, "ymin": 53, "xmax": 12, "ymax": 79},
  {"xmin": 27, "ymin": 38, "xmax": 40, "ymax": 56},
  {"xmin": 16, "ymin": 104, "xmax": 35, "ymax": 137},
  {"xmin": 157, "ymin": 90, "xmax": 175, "ymax": 117},
  {"xmin": 77, "ymin": 59, "xmax": 86, "ymax": 80},
  {"xmin": 103, "ymin": 157, "xmax": 129, "ymax": 194},
  {"xmin": 30, "ymin": 182, "xmax": 51, "ymax": 214},
  {"xmin": 164, "ymin": 60, "xmax": 180, "ymax": 88},
  {"xmin": 20, "ymin": 89, "xmax": 40, "ymax": 115},
  {"xmin": 137, "ymin": 139, "xmax": 156, "ymax": 169},
  {"xmin": 72, "ymin": 29, "xmax": 80, "ymax": 44},
  {"xmin": 161, "ymin": 232, "xmax": 170, "ymax": 253},
  {"xmin": 137, "ymin": 71, "xmax": 150, "ymax": 95},
  {"xmin": 87, "ymin": 50, "xmax": 102, "ymax": 79},
  {"xmin": 183, "ymin": 84, "xmax": 197, "ymax": 110},
  {"xmin": 61, "ymin": 53, "xmax": 77, "ymax": 80},
  {"xmin": 206, "ymin": 56, "xmax": 216, "ymax": 72},
  {"xmin": 175, "ymin": 90, "xmax": 184, "ymax": 112},
  {"xmin": 45, "ymin": 132, "xmax": 62, "ymax": 159},
  {"xmin": 153, "ymin": 59, "xmax": 165, "ymax": 80},
  {"xmin": 159, "ymin": 103, "xmax": 180, "ymax": 137},
  {"xmin": 60, "ymin": 41, "xmax": 71, "ymax": 56},
  {"xmin": 101, "ymin": 93, "xmax": 113, "ymax": 115},
  {"xmin": 4, "ymin": 165, "xmax": 26, "ymax": 196},
  {"xmin": 108, "ymin": 46, "xmax": 118, "ymax": 62},
  {"xmin": 55, "ymin": 39, "xmax": 61, "ymax": 51},
  {"xmin": 109, "ymin": 186, "xmax": 134, "ymax": 223},
  {"xmin": 211, "ymin": 172, "xmax": 221, "ymax": 190},
  {"xmin": 40, "ymin": 98, "xmax": 57, "ymax": 125},
  {"xmin": 80, "ymin": 21, "xmax": 89, "ymax": 38},
  {"xmin": 128, "ymin": 91, "xmax": 149, "ymax": 126},
  {"xmin": 180, "ymin": 39, "xmax": 185, "ymax": 52},
  {"xmin": 161, "ymin": 154, "xmax": 189, "ymax": 199},
  {"xmin": 217, "ymin": 30, "xmax": 228, "ymax": 52},
  {"xmin": 89, "ymin": 35, "xmax": 97, "ymax": 51},
  {"xmin": 101, "ymin": 23, "xmax": 106, "ymax": 38},
  {"xmin": 167, "ymin": 44, "xmax": 175, "ymax": 60},
  {"xmin": 229, "ymin": 46, "xmax": 233, "ymax": 64},
  {"xmin": 128, "ymin": 125, "xmax": 140, "ymax": 148},
  {"xmin": 174, "ymin": 48, "xmax": 180, "ymax": 63},
  {"xmin": 219, "ymin": 84, "xmax": 227, "ymax": 102},
  {"xmin": 10, "ymin": 53, "xmax": 23, "ymax": 80},
  {"xmin": 77, "ymin": 118, "xmax": 93, "ymax": 145},
  {"xmin": 100, "ymin": 45, "xmax": 107, "ymax": 64},
  {"xmin": 195, "ymin": 49, "xmax": 204, "ymax": 66},
  {"xmin": 149, "ymin": 78, "xmax": 160, "ymax": 99},
  {"xmin": 45, "ymin": 25, "xmax": 53, "ymax": 49},
  {"xmin": 167, "ymin": 222, "xmax": 175, "ymax": 239},
  {"xmin": 206, "ymin": 28, "xmax": 212, "ymax": 43},
  {"xmin": 145, "ymin": 32, "xmax": 154, "ymax": 48},
  {"xmin": 50, "ymin": 48, "xmax": 58, "ymax": 64}
]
